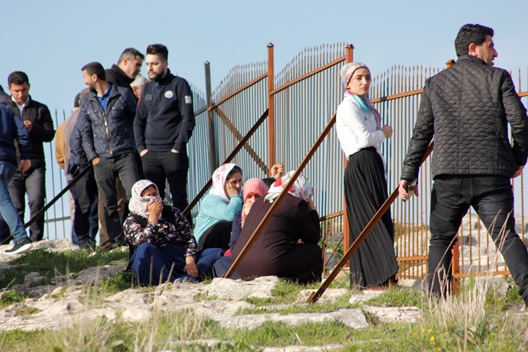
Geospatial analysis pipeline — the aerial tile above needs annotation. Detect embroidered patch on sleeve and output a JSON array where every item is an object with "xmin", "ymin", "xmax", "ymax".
[{"xmin": 184, "ymin": 95, "xmax": 192, "ymax": 104}]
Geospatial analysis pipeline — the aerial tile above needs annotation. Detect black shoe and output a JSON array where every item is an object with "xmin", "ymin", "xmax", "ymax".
[{"xmin": 4, "ymin": 237, "xmax": 33, "ymax": 255}]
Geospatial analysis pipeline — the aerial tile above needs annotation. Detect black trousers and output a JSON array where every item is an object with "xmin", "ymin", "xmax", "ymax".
[
  {"xmin": 141, "ymin": 149, "xmax": 190, "ymax": 223},
  {"xmin": 429, "ymin": 175, "xmax": 528, "ymax": 306},
  {"xmin": 93, "ymin": 153, "xmax": 139, "ymax": 244}
]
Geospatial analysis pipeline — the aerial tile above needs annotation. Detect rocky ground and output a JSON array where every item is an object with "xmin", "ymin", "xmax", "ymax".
[{"xmin": 0, "ymin": 239, "xmax": 524, "ymax": 351}]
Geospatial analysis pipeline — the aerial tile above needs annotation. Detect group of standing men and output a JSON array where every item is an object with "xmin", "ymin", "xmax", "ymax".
[{"xmin": 1, "ymin": 43, "xmax": 196, "ymax": 254}]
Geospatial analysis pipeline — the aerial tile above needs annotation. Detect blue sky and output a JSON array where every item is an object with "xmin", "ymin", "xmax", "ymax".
[{"xmin": 1, "ymin": 0, "xmax": 528, "ymax": 114}]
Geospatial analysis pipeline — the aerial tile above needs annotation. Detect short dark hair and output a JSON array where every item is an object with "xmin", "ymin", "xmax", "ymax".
[
  {"xmin": 146, "ymin": 44, "xmax": 168, "ymax": 61},
  {"xmin": 226, "ymin": 166, "xmax": 242, "ymax": 181},
  {"xmin": 118, "ymin": 47, "xmax": 145, "ymax": 63},
  {"xmin": 81, "ymin": 62, "xmax": 106, "ymax": 81},
  {"xmin": 454, "ymin": 24, "xmax": 494, "ymax": 57},
  {"xmin": 8, "ymin": 71, "xmax": 29, "ymax": 86}
]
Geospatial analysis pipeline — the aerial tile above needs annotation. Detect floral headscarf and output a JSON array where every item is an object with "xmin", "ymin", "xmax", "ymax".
[
  {"xmin": 210, "ymin": 163, "xmax": 241, "ymax": 202},
  {"xmin": 128, "ymin": 179, "xmax": 163, "ymax": 218},
  {"xmin": 340, "ymin": 62, "xmax": 370, "ymax": 94},
  {"xmin": 264, "ymin": 171, "xmax": 314, "ymax": 203}
]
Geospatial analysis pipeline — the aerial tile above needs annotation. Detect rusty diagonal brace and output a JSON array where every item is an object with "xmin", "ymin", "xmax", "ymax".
[{"xmin": 306, "ymin": 141, "xmax": 434, "ymax": 303}]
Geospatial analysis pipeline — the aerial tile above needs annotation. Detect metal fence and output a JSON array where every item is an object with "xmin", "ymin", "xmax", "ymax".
[{"xmin": 41, "ymin": 43, "xmax": 528, "ymax": 281}]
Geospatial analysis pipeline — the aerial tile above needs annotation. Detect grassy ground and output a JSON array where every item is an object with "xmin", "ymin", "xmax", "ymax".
[{"xmin": 0, "ymin": 249, "xmax": 526, "ymax": 351}]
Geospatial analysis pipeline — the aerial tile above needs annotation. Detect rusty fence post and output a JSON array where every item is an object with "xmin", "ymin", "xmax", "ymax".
[{"xmin": 342, "ymin": 44, "xmax": 354, "ymax": 257}]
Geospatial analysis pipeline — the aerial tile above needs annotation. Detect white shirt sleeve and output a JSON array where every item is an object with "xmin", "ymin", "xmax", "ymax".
[{"xmin": 336, "ymin": 99, "xmax": 385, "ymax": 159}]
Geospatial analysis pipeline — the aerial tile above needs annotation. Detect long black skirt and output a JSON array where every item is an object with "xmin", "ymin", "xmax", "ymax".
[{"xmin": 345, "ymin": 147, "xmax": 397, "ymax": 288}]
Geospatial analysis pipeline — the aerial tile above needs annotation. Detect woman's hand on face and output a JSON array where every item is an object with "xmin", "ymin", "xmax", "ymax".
[
  {"xmin": 147, "ymin": 199, "xmax": 163, "ymax": 222},
  {"xmin": 306, "ymin": 199, "xmax": 316, "ymax": 211},
  {"xmin": 225, "ymin": 182, "xmax": 240, "ymax": 199},
  {"xmin": 382, "ymin": 125, "xmax": 393, "ymax": 138}
]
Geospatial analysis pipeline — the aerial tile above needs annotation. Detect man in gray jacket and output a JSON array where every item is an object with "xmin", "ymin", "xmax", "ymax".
[{"xmin": 399, "ymin": 23, "xmax": 528, "ymax": 307}]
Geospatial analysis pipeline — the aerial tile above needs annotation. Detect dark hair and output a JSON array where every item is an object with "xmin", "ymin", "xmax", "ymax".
[
  {"xmin": 454, "ymin": 24, "xmax": 494, "ymax": 57},
  {"xmin": 146, "ymin": 44, "xmax": 168, "ymax": 61},
  {"xmin": 81, "ymin": 62, "xmax": 106, "ymax": 81},
  {"xmin": 118, "ymin": 47, "xmax": 144, "ymax": 63},
  {"xmin": 261, "ymin": 177, "xmax": 276, "ymax": 189},
  {"xmin": 8, "ymin": 71, "xmax": 29, "ymax": 86},
  {"xmin": 226, "ymin": 166, "xmax": 242, "ymax": 181}
]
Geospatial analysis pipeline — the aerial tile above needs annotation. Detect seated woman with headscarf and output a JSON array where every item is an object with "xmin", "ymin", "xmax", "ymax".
[
  {"xmin": 124, "ymin": 180, "xmax": 223, "ymax": 286},
  {"xmin": 212, "ymin": 177, "xmax": 269, "ymax": 278},
  {"xmin": 194, "ymin": 163, "xmax": 243, "ymax": 250},
  {"xmin": 231, "ymin": 171, "xmax": 323, "ymax": 284}
]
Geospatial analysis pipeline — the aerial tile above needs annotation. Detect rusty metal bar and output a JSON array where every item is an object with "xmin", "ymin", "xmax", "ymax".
[
  {"xmin": 225, "ymin": 113, "xmax": 338, "ymax": 279},
  {"xmin": 270, "ymin": 55, "xmax": 346, "ymax": 96},
  {"xmin": 307, "ymin": 141, "xmax": 434, "ymax": 304},
  {"xmin": 371, "ymin": 89, "xmax": 423, "ymax": 103},
  {"xmin": 267, "ymin": 43, "xmax": 276, "ymax": 170},
  {"xmin": 216, "ymin": 108, "xmax": 267, "ymax": 174},
  {"xmin": 182, "ymin": 109, "xmax": 269, "ymax": 217},
  {"xmin": 342, "ymin": 44, "xmax": 354, "ymax": 255},
  {"xmin": 209, "ymin": 73, "xmax": 267, "ymax": 110},
  {"xmin": 396, "ymin": 255, "xmax": 428, "ymax": 261},
  {"xmin": 319, "ymin": 211, "xmax": 344, "ymax": 221}
]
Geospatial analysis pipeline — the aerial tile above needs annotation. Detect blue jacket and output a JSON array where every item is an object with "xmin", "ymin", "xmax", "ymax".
[
  {"xmin": 0, "ymin": 105, "xmax": 31, "ymax": 166},
  {"xmin": 78, "ymin": 84, "xmax": 137, "ymax": 161}
]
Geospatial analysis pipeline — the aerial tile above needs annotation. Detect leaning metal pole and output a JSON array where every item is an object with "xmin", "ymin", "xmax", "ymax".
[
  {"xmin": 24, "ymin": 165, "xmax": 91, "ymax": 228},
  {"xmin": 182, "ymin": 109, "xmax": 269, "ymax": 217},
  {"xmin": 224, "ymin": 113, "xmax": 338, "ymax": 279},
  {"xmin": 307, "ymin": 141, "xmax": 434, "ymax": 304}
]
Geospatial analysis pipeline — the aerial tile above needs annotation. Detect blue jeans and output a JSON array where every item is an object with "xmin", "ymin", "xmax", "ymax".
[
  {"xmin": 429, "ymin": 175, "xmax": 528, "ymax": 305},
  {"xmin": 130, "ymin": 243, "xmax": 223, "ymax": 286},
  {"xmin": 0, "ymin": 162, "xmax": 28, "ymax": 242}
]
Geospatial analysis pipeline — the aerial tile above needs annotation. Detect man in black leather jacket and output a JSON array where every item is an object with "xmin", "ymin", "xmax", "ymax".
[{"xmin": 399, "ymin": 24, "xmax": 528, "ymax": 307}]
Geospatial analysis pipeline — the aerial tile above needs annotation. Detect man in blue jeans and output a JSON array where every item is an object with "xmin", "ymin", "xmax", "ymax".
[
  {"xmin": 78, "ymin": 62, "xmax": 140, "ymax": 249},
  {"xmin": 399, "ymin": 24, "xmax": 528, "ymax": 307},
  {"xmin": 0, "ymin": 105, "xmax": 33, "ymax": 255}
]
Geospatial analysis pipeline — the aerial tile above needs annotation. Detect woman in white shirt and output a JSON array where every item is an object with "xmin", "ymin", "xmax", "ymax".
[{"xmin": 336, "ymin": 62, "xmax": 397, "ymax": 291}]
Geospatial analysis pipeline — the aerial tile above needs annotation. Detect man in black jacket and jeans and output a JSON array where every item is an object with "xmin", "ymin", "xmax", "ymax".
[
  {"xmin": 399, "ymin": 24, "xmax": 528, "ymax": 307},
  {"xmin": 0, "ymin": 71, "xmax": 55, "ymax": 243},
  {"xmin": 79, "ymin": 62, "xmax": 140, "ymax": 248},
  {"xmin": 134, "ymin": 44, "xmax": 195, "ymax": 223}
]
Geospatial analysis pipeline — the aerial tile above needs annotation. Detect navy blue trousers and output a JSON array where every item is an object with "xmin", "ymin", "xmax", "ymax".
[{"xmin": 130, "ymin": 243, "xmax": 223, "ymax": 286}]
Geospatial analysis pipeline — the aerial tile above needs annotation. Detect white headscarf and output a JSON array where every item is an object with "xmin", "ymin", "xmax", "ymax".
[
  {"xmin": 264, "ymin": 170, "xmax": 314, "ymax": 203},
  {"xmin": 128, "ymin": 179, "xmax": 163, "ymax": 218},
  {"xmin": 209, "ymin": 163, "xmax": 241, "ymax": 202}
]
